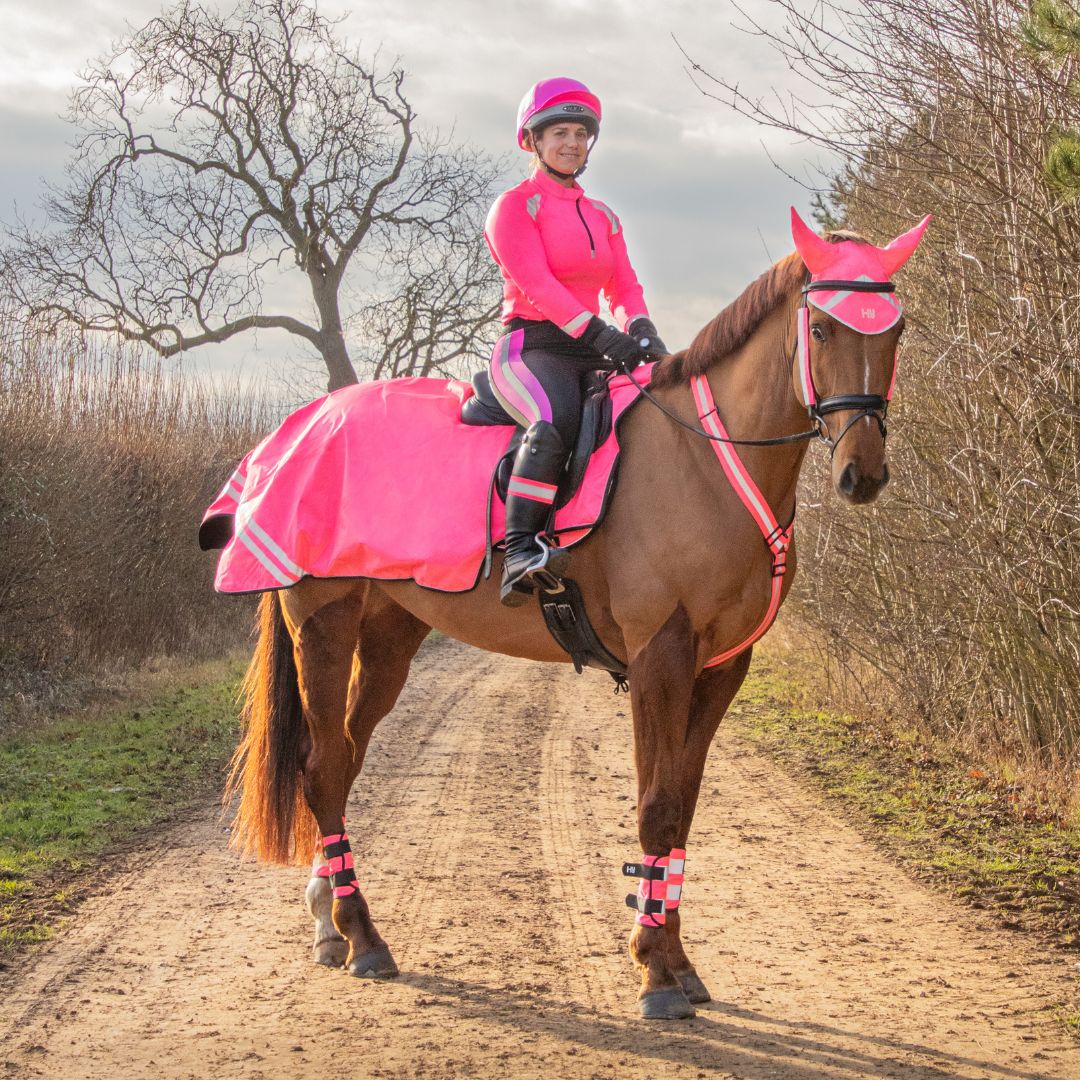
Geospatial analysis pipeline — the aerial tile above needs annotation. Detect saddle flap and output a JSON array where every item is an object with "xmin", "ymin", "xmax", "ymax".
[
  {"xmin": 558, "ymin": 375, "xmax": 613, "ymax": 509},
  {"xmin": 492, "ymin": 375, "xmax": 614, "ymax": 509}
]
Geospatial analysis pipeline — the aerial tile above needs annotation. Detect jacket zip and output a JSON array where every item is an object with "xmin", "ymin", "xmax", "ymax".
[{"xmin": 575, "ymin": 196, "xmax": 596, "ymax": 259}]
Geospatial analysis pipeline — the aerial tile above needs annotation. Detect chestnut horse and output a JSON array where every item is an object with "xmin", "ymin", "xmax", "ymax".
[{"xmin": 223, "ymin": 210, "xmax": 929, "ymax": 1020}]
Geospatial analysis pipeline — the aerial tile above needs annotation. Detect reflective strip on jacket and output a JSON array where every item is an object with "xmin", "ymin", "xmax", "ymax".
[{"xmin": 484, "ymin": 167, "xmax": 649, "ymax": 337}]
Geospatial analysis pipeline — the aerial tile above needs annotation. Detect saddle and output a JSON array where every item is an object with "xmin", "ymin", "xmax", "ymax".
[
  {"xmin": 460, "ymin": 369, "xmax": 613, "ymax": 509},
  {"xmin": 462, "ymin": 369, "xmax": 627, "ymax": 686}
]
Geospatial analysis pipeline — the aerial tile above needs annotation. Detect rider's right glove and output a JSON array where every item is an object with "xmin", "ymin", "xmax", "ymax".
[
  {"xmin": 580, "ymin": 316, "xmax": 650, "ymax": 370},
  {"xmin": 627, "ymin": 317, "xmax": 670, "ymax": 360}
]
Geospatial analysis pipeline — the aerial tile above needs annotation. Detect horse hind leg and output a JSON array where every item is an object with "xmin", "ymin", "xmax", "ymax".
[
  {"xmin": 285, "ymin": 582, "xmax": 384, "ymax": 975},
  {"xmin": 294, "ymin": 585, "xmax": 430, "ymax": 977}
]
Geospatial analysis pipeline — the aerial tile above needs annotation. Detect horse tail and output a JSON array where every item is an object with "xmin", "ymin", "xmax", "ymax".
[{"xmin": 224, "ymin": 592, "xmax": 318, "ymax": 865}]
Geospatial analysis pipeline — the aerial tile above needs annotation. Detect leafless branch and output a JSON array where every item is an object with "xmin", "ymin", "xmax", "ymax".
[{"xmin": 2, "ymin": 0, "xmax": 502, "ymax": 391}]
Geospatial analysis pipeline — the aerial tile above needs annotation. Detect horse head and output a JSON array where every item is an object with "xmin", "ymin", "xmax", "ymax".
[{"xmin": 790, "ymin": 207, "xmax": 931, "ymax": 505}]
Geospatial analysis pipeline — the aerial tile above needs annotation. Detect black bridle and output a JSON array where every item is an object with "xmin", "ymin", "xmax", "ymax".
[
  {"xmin": 799, "ymin": 279, "xmax": 896, "ymax": 453},
  {"xmin": 618, "ymin": 277, "xmax": 899, "ymax": 455}
]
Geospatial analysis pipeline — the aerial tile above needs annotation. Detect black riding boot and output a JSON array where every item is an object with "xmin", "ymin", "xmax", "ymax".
[{"xmin": 500, "ymin": 421, "xmax": 571, "ymax": 607}]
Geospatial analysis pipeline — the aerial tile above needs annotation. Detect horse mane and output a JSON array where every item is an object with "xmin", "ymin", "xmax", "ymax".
[{"xmin": 650, "ymin": 231, "xmax": 868, "ymax": 388}]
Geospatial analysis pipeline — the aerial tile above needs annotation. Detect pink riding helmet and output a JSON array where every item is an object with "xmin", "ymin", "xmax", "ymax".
[{"xmin": 516, "ymin": 77, "xmax": 602, "ymax": 150}]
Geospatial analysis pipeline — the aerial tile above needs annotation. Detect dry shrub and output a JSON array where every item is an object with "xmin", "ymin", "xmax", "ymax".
[
  {"xmin": 695, "ymin": 0, "xmax": 1080, "ymax": 763},
  {"xmin": 0, "ymin": 310, "xmax": 279, "ymax": 693}
]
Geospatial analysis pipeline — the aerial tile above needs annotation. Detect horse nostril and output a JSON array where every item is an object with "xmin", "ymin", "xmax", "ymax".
[
  {"xmin": 839, "ymin": 462, "xmax": 857, "ymax": 496},
  {"xmin": 881, "ymin": 462, "xmax": 890, "ymax": 488}
]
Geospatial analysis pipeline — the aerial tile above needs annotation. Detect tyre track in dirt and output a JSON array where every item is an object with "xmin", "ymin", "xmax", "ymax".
[{"xmin": 1, "ymin": 636, "xmax": 1078, "ymax": 1079}]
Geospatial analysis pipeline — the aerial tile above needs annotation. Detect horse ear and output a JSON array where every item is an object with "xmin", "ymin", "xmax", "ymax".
[
  {"xmin": 790, "ymin": 206, "xmax": 835, "ymax": 275},
  {"xmin": 877, "ymin": 215, "xmax": 932, "ymax": 277}
]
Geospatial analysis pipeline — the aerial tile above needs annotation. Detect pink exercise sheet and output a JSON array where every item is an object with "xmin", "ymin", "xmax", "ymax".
[{"xmin": 201, "ymin": 368, "xmax": 650, "ymax": 594}]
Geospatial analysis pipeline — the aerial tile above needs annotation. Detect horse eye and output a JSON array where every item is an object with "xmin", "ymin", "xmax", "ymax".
[{"xmin": 811, "ymin": 325, "xmax": 826, "ymax": 343}]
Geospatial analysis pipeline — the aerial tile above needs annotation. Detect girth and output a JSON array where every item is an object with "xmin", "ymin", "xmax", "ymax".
[{"xmin": 536, "ymin": 578, "xmax": 628, "ymax": 691}]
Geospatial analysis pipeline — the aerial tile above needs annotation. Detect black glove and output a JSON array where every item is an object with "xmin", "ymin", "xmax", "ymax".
[
  {"xmin": 627, "ymin": 317, "xmax": 670, "ymax": 359},
  {"xmin": 580, "ymin": 316, "xmax": 649, "ymax": 369}
]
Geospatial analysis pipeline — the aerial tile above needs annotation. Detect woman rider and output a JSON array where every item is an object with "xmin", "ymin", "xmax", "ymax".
[{"xmin": 485, "ymin": 76, "xmax": 669, "ymax": 606}]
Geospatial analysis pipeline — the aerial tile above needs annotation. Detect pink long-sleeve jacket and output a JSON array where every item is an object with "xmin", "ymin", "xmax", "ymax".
[{"xmin": 484, "ymin": 168, "xmax": 649, "ymax": 338}]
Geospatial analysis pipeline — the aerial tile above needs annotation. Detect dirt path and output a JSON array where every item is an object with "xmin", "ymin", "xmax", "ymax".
[{"xmin": 2, "ymin": 636, "xmax": 1078, "ymax": 1079}]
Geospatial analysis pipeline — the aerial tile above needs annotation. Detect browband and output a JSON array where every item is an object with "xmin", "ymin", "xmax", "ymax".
[{"xmin": 803, "ymin": 280, "xmax": 896, "ymax": 294}]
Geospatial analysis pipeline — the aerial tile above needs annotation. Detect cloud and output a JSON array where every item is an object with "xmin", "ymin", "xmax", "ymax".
[{"xmin": 0, "ymin": 0, "xmax": 829, "ymax": 376}]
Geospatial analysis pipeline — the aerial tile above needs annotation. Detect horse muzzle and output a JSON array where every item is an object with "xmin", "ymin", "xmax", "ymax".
[{"xmin": 835, "ymin": 458, "xmax": 890, "ymax": 504}]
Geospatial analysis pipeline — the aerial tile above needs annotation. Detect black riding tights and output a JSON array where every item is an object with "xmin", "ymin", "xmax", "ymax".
[{"xmin": 488, "ymin": 318, "xmax": 614, "ymax": 449}]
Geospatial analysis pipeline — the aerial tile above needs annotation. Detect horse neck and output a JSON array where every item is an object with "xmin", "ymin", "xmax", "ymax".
[{"xmin": 699, "ymin": 295, "xmax": 811, "ymax": 521}]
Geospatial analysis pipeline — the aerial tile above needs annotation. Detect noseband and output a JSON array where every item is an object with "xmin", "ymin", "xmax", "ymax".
[{"xmin": 798, "ymin": 279, "xmax": 898, "ymax": 455}]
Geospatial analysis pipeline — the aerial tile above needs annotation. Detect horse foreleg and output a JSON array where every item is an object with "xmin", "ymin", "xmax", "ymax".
[
  {"xmin": 662, "ymin": 648, "xmax": 754, "ymax": 1005},
  {"xmin": 625, "ymin": 604, "xmax": 698, "ymax": 1019}
]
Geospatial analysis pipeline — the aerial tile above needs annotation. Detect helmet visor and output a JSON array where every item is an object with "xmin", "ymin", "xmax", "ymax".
[{"xmin": 525, "ymin": 103, "xmax": 599, "ymax": 139}]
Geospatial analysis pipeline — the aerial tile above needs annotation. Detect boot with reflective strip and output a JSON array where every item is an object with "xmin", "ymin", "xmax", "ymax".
[
  {"xmin": 500, "ymin": 421, "xmax": 570, "ymax": 606},
  {"xmin": 623, "ymin": 848, "xmax": 687, "ymax": 926},
  {"xmin": 319, "ymin": 819, "xmax": 359, "ymax": 899},
  {"xmin": 623, "ymin": 853, "xmax": 670, "ymax": 927}
]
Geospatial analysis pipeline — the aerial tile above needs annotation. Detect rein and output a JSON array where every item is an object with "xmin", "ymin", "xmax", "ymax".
[{"xmin": 615, "ymin": 359, "xmax": 821, "ymax": 447}]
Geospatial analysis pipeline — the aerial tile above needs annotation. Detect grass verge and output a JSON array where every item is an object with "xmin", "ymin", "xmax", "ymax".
[
  {"xmin": 0, "ymin": 656, "xmax": 245, "ymax": 967},
  {"xmin": 730, "ymin": 644, "xmax": 1080, "ymax": 951}
]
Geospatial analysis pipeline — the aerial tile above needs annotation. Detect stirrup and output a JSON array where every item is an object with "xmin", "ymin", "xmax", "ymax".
[
  {"xmin": 526, "ymin": 536, "xmax": 567, "ymax": 594},
  {"xmin": 501, "ymin": 536, "xmax": 568, "ymax": 605}
]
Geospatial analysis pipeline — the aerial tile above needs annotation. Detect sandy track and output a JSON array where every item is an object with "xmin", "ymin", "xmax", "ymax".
[{"xmin": 1, "ymin": 635, "xmax": 1078, "ymax": 1079}]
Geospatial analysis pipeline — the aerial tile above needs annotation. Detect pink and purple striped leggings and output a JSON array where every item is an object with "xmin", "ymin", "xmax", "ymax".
[{"xmin": 488, "ymin": 322, "xmax": 611, "ymax": 447}]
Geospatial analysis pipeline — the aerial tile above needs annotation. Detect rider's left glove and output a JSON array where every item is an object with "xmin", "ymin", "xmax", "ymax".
[{"xmin": 627, "ymin": 318, "xmax": 670, "ymax": 360}]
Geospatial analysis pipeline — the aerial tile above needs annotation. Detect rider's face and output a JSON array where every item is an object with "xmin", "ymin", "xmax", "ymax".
[{"xmin": 529, "ymin": 123, "xmax": 590, "ymax": 177}]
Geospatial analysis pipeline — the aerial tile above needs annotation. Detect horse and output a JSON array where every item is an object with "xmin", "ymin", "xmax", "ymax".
[{"xmin": 220, "ymin": 208, "xmax": 930, "ymax": 1020}]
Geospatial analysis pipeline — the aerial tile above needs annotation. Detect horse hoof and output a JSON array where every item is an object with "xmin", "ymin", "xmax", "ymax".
[
  {"xmin": 676, "ymin": 970, "xmax": 712, "ymax": 1004},
  {"xmin": 312, "ymin": 937, "xmax": 348, "ymax": 968},
  {"xmin": 348, "ymin": 944, "xmax": 399, "ymax": 979},
  {"xmin": 639, "ymin": 986, "xmax": 696, "ymax": 1020}
]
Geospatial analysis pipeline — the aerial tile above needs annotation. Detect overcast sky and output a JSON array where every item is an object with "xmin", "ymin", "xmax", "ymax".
[{"xmin": 0, "ymin": 0, "xmax": 831, "ymax": 381}]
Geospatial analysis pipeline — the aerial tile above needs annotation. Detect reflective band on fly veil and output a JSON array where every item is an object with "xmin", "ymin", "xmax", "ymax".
[
  {"xmin": 797, "ymin": 304, "xmax": 815, "ymax": 407},
  {"xmin": 319, "ymin": 823, "xmax": 359, "ymax": 899}
]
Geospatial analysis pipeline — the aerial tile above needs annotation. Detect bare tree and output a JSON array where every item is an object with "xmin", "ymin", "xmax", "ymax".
[
  {"xmin": 681, "ymin": 0, "xmax": 1080, "ymax": 759},
  {"xmin": 2, "ymin": 0, "xmax": 501, "ymax": 390}
]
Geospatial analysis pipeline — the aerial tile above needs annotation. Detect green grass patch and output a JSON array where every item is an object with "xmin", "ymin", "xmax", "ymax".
[
  {"xmin": 0, "ymin": 658, "xmax": 245, "ymax": 964},
  {"xmin": 730, "ymin": 648, "xmax": 1080, "ymax": 950}
]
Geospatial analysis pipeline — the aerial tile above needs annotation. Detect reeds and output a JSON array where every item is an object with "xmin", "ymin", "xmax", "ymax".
[{"xmin": 0, "ymin": 310, "xmax": 280, "ymax": 682}]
